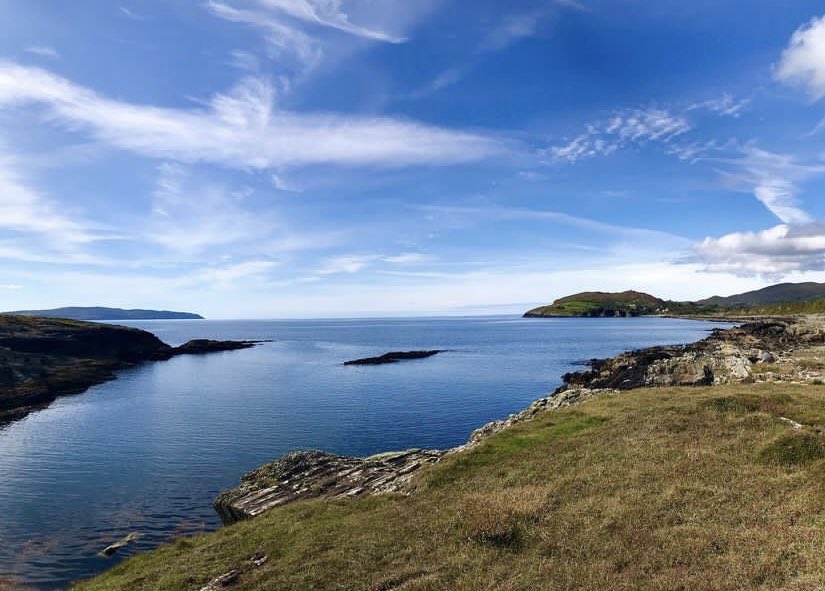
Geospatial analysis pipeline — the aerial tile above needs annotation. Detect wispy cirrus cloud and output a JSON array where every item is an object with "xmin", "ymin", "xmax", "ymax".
[
  {"xmin": 0, "ymin": 62, "xmax": 506, "ymax": 170},
  {"xmin": 0, "ymin": 149, "xmax": 99, "ymax": 244},
  {"xmin": 207, "ymin": 0, "xmax": 433, "ymax": 75},
  {"xmin": 482, "ymin": 1, "xmax": 585, "ymax": 51},
  {"xmin": 24, "ymin": 46, "xmax": 60, "ymax": 59},
  {"xmin": 206, "ymin": 1, "xmax": 323, "ymax": 71},
  {"xmin": 688, "ymin": 93, "xmax": 750, "ymax": 118},
  {"xmin": 717, "ymin": 148, "xmax": 823, "ymax": 225},
  {"xmin": 316, "ymin": 252, "xmax": 430, "ymax": 275},
  {"xmin": 251, "ymin": 0, "xmax": 405, "ymax": 42},
  {"xmin": 544, "ymin": 107, "xmax": 691, "ymax": 163}
]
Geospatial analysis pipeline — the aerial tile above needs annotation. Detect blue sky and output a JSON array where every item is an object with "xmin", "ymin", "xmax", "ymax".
[{"xmin": 2, "ymin": 1, "xmax": 825, "ymax": 318}]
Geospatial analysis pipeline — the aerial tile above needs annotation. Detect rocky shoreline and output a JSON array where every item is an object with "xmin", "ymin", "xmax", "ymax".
[
  {"xmin": 0, "ymin": 315, "xmax": 262, "ymax": 425},
  {"xmin": 214, "ymin": 316, "xmax": 825, "ymax": 523}
]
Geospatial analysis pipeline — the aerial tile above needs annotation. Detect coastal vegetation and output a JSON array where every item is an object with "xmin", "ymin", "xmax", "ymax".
[{"xmin": 77, "ymin": 382, "xmax": 825, "ymax": 591}]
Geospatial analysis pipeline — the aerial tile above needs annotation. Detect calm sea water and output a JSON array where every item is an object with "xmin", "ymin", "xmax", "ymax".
[{"xmin": 0, "ymin": 316, "xmax": 728, "ymax": 589}]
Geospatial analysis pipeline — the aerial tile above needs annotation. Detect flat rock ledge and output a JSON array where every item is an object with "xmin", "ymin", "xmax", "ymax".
[{"xmin": 214, "ymin": 449, "xmax": 444, "ymax": 524}]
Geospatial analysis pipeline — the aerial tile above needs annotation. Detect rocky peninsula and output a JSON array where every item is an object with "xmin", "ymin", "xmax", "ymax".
[{"xmin": 0, "ymin": 315, "xmax": 260, "ymax": 424}]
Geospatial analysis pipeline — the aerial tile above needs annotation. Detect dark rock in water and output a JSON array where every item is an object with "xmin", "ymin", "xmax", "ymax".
[
  {"xmin": 0, "ymin": 315, "xmax": 262, "ymax": 425},
  {"xmin": 343, "ymin": 350, "xmax": 445, "ymax": 366},
  {"xmin": 213, "ymin": 449, "xmax": 443, "ymax": 524},
  {"xmin": 173, "ymin": 339, "xmax": 263, "ymax": 355}
]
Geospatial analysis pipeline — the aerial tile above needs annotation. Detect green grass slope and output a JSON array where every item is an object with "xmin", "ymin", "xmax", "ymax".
[{"xmin": 78, "ymin": 383, "xmax": 825, "ymax": 591}]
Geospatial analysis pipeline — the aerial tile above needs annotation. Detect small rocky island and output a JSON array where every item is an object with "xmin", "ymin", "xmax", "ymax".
[
  {"xmin": 344, "ymin": 350, "xmax": 445, "ymax": 365},
  {"xmin": 0, "ymin": 315, "xmax": 260, "ymax": 423}
]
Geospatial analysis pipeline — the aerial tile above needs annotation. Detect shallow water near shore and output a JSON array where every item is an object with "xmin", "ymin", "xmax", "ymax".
[{"xmin": 0, "ymin": 315, "xmax": 730, "ymax": 589}]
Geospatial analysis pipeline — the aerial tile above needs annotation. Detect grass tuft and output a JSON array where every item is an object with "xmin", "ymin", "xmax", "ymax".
[{"xmin": 759, "ymin": 432, "xmax": 825, "ymax": 467}]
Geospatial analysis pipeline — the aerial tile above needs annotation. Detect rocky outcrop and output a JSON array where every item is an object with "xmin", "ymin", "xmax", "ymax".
[
  {"xmin": 344, "ymin": 350, "xmax": 445, "ymax": 366},
  {"xmin": 214, "ymin": 449, "xmax": 444, "ymax": 524},
  {"xmin": 0, "ymin": 315, "xmax": 261, "ymax": 424},
  {"xmin": 558, "ymin": 320, "xmax": 821, "ymax": 391}
]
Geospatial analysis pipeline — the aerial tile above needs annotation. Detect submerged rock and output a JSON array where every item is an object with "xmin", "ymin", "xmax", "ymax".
[
  {"xmin": 100, "ymin": 532, "xmax": 142, "ymax": 557},
  {"xmin": 344, "ymin": 350, "xmax": 445, "ymax": 365}
]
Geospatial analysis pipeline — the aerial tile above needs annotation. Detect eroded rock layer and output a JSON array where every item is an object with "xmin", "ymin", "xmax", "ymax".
[{"xmin": 214, "ymin": 449, "xmax": 444, "ymax": 524}]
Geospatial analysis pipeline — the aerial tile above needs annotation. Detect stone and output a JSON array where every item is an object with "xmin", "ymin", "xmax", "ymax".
[{"xmin": 100, "ymin": 532, "xmax": 141, "ymax": 557}]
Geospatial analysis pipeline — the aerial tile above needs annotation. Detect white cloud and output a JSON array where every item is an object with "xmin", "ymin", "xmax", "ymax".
[
  {"xmin": 271, "ymin": 173, "xmax": 301, "ymax": 192},
  {"xmin": 252, "ymin": 0, "xmax": 404, "ymax": 42},
  {"xmin": 206, "ymin": 1, "xmax": 323, "ymax": 70},
  {"xmin": 185, "ymin": 260, "xmax": 278, "ymax": 286},
  {"xmin": 688, "ymin": 93, "xmax": 749, "ymax": 117},
  {"xmin": 776, "ymin": 14, "xmax": 825, "ymax": 100},
  {"xmin": 483, "ymin": 11, "xmax": 547, "ymax": 51},
  {"xmin": 207, "ymin": 0, "xmax": 432, "ymax": 75},
  {"xmin": 383, "ymin": 252, "xmax": 429, "ymax": 264},
  {"xmin": 316, "ymin": 252, "xmax": 430, "ymax": 275},
  {"xmin": 147, "ymin": 163, "xmax": 276, "ymax": 256},
  {"xmin": 692, "ymin": 223, "xmax": 825, "ymax": 277},
  {"xmin": 316, "ymin": 254, "xmax": 380, "ymax": 274},
  {"xmin": 482, "ymin": 2, "xmax": 583, "ymax": 51},
  {"xmin": 545, "ymin": 108, "xmax": 690, "ymax": 163},
  {"xmin": 119, "ymin": 6, "xmax": 147, "ymax": 20},
  {"xmin": 718, "ymin": 148, "xmax": 822, "ymax": 224},
  {"xmin": 0, "ymin": 149, "xmax": 100, "ymax": 244},
  {"xmin": 24, "ymin": 46, "xmax": 59, "ymax": 59},
  {"xmin": 418, "ymin": 204, "xmax": 690, "ymax": 253},
  {"xmin": 0, "ymin": 62, "xmax": 505, "ymax": 169}
]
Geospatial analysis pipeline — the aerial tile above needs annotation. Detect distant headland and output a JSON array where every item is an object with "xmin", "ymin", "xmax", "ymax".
[
  {"xmin": 3, "ymin": 307, "xmax": 204, "ymax": 321},
  {"xmin": 524, "ymin": 282, "xmax": 825, "ymax": 318}
]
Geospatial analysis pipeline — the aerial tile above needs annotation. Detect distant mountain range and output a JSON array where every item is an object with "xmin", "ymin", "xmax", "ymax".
[
  {"xmin": 698, "ymin": 282, "xmax": 825, "ymax": 307},
  {"xmin": 524, "ymin": 282, "xmax": 825, "ymax": 318},
  {"xmin": 3, "ymin": 307, "xmax": 204, "ymax": 321}
]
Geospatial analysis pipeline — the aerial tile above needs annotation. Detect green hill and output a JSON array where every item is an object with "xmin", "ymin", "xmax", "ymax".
[{"xmin": 524, "ymin": 290, "xmax": 665, "ymax": 318}]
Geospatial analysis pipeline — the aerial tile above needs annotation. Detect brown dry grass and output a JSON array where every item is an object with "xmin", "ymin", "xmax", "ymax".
[{"xmin": 77, "ymin": 383, "xmax": 825, "ymax": 591}]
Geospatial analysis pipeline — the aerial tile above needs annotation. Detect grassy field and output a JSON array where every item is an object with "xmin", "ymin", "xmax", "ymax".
[{"xmin": 77, "ymin": 383, "xmax": 825, "ymax": 591}]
